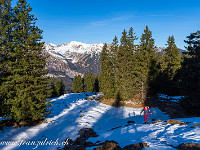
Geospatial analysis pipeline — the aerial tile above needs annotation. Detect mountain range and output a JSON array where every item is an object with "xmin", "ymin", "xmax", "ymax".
[{"xmin": 43, "ymin": 41, "xmax": 186, "ymax": 92}]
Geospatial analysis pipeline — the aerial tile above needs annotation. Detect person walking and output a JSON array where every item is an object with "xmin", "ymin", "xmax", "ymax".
[{"xmin": 140, "ymin": 106, "xmax": 152, "ymax": 124}]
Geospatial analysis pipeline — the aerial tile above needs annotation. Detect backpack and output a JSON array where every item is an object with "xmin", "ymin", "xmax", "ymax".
[{"xmin": 143, "ymin": 106, "xmax": 149, "ymax": 111}]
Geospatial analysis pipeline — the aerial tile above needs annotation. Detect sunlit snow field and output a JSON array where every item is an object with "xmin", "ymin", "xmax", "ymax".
[{"xmin": 0, "ymin": 92, "xmax": 199, "ymax": 150}]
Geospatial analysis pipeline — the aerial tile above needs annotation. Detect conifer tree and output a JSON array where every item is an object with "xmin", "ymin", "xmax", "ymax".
[
  {"xmin": 164, "ymin": 35, "xmax": 181, "ymax": 79},
  {"xmin": 0, "ymin": 0, "xmax": 51, "ymax": 123},
  {"xmin": 72, "ymin": 75, "xmax": 84, "ymax": 93},
  {"xmin": 179, "ymin": 31, "xmax": 200, "ymax": 114},
  {"xmin": 116, "ymin": 27, "xmax": 138, "ymax": 100},
  {"xmin": 72, "ymin": 75, "xmax": 78, "ymax": 93},
  {"xmin": 136, "ymin": 26, "xmax": 157, "ymax": 97},
  {"xmin": 159, "ymin": 35, "xmax": 182, "ymax": 94},
  {"xmin": 109, "ymin": 36, "xmax": 118, "ymax": 96},
  {"xmin": 83, "ymin": 73, "xmax": 87, "ymax": 92},
  {"xmin": 94, "ymin": 74, "xmax": 100, "ymax": 92},
  {"xmin": 100, "ymin": 44, "xmax": 109, "ymax": 97},
  {"xmin": 79, "ymin": 75, "xmax": 84, "ymax": 93},
  {"xmin": 100, "ymin": 43, "xmax": 116, "ymax": 98},
  {"xmin": 0, "ymin": 0, "xmax": 13, "ymax": 116},
  {"xmin": 116, "ymin": 30, "xmax": 128, "ymax": 100},
  {"xmin": 85, "ymin": 72, "xmax": 95, "ymax": 92},
  {"xmin": 110, "ymin": 36, "xmax": 118, "ymax": 69},
  {"xmin": 50, "ymin": 78, "xmax": 58, "ymax": 98},
  {"xmin": 56, "ymin": 79, "xmax": 65, "ymax": 96},
  {"xmin": 98, "ymin": 72, "xmax": 103, "ymax": 92}
]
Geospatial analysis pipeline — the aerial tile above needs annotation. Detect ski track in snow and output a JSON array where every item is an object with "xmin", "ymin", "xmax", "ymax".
[{"xmin": 0, "ymin": 92, "xmax": 199, "ymax": 150}]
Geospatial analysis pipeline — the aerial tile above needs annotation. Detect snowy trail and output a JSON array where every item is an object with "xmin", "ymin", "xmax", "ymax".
[
  {"xmin": 0, "ymin": 93, "xmax": 199, "ymax": 150},
  {"xmin": 0, "ymin": 93, "xmax": 101, "ymax": 150}
]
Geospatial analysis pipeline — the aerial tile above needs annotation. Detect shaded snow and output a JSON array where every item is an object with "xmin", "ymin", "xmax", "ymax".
[
  {"xmin": 0, "ymin": 93, "xmax": 199, "ymax": 150},
  {"xmin": 158, "ymin": 94, "xmax": 184, "ymax": 102}
]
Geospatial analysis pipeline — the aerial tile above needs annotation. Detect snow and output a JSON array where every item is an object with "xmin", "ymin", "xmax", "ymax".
[
  {"xmin": 43, "ymin": 41, "xmax": 104, "ymax": 65},
  {"xmin": 158, "ymin": 94, "xmax": 184, "ymax": 100},
  {"xmin": 0, "ymin": 93, "xmax": 199, "ymax": 150},
  {"xmin": 158, "ymin": 94, "xmax": 184, "ymax": 103},
  {"xmin": 45, "ymin": 41, "xmax": 104, "ymax": 55}
]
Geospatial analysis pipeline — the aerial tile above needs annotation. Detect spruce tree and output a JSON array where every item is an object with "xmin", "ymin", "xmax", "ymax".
[
  {"xmin": 72, "ymin": 75, "xmax": 84, "ymax": 93},
  {"xmin": 0, "ymin": 0, "xmax": 13, "ymax": 116},
  {"xmin": 72, "ymin": 75, "xmax": 78, "ymax": 93},
  {"xmin": 83, "ymin": 73, "xmax": 87, "ymax": 92},
  {"xmin": 100, "ymin": 44, "xmax": 109, "ymax": 97},
  {"xmin": 0, "ymin": 0, "xmax": 51, "ymax": 123},
  {"xmin": 116, "ymin": 29, "xmax": 128, "ymax": 100},
  {"xmin": 159, "ymin": 35, "xmax": 181, "ymax": 94},
  {"xmin": 179, "ymin": 31, "xmax": 200, "ymax": 114},
  {"xmin": 94, "ymin": 74, "xmax": 100, "ymax": 92},
  {"xmin": 110, "ymin": 36, "xmax": 118, "ymax": 70},
  {"xmin": 164, "ymin": 35, "xmax": 181, "ymax": 79},
  {"xmin": 116, "ymin": 27, "xmax": 138, "ymax": 100},
  {"xmin": 85, "ymin": 72, "xmax": 95, "ymax": 92},
  {"xmin": 136, "ymin": 26, "xmax": 157, "ymax": 97},
  {"xmin": 77, "ymin": 75, "xmax": 84, "ymax": 93},
  {"xmin": 109, "ymin": 36, "xmax": 118, "ymax": 96},
  {"xmin": 50, "ymin": 78, "xmax": 58, "ymax": 98},
  {"xmin": 100, "ymin": 43, "xmax": 116, "ymax": 98},
  {"xmin": 56, "ymin": 79, "xmax": 65, "ymax": 96}
]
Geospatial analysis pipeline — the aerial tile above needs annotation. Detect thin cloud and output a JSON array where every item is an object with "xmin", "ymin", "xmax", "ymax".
[{"xmin": 90, "ymin": 15, "xmax": 133, "ymax": 26}]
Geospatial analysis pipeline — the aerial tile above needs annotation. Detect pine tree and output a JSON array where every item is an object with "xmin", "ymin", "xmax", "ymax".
[
  {"xmin": 179, "ymin": 31, "xmax": 200, "ymax": 114},
  {"xmin": 0, "ymin": 0, "xmax": 51, "ymax": 123},
  {"xmin": 0, "ymin": 0, "xmax": 13, "ymax": 116}
]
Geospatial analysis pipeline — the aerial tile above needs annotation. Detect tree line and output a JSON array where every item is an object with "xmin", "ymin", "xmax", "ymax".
[
  {"xmin": 72, "ymin": 72, "xmax": 99, "ymax": 93},
  {"xmin": 100, "ymin": 26, "xmax": 200, "ymax": 115},
  {"xmin": 0, "ymin": 0, "xmax": 65, "ymax": 124}
]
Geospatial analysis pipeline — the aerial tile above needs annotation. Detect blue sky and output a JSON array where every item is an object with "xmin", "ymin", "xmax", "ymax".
[{"xmin": 12, "ymin": 0, "xmax": 200, "ymax": 49}]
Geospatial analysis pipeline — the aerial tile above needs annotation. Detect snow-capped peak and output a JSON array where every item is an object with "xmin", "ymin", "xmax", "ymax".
[
  {"xmin": 49, "ymin": 43, "xmax": 57, "ymax": 47},
  {"xmin": 45, "ymin": 41, "xmax": 104, "ymax": 55}
]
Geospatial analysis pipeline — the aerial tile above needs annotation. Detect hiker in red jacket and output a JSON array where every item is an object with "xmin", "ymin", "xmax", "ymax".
[{"xmin": 140, "ymin": 106, "xmax": 152, "ymax": 124}]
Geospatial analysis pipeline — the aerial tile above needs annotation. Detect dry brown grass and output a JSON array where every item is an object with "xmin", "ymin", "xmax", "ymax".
[
  {"xmin": 96, "ymin": 94, "xmax": 145, "ymax": 108},
  {"xmin": 191, "ymin": 123, "xmax": 200, "ymax": 128},
  {"xmin": 166, "ymin": 120, "xmax": 187, "ymax": 125}
]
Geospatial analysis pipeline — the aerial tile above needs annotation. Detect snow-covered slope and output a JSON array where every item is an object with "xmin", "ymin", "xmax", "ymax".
[
  {"xmin": 44, "ymin": 41, "xmax": 104, "ymax": 56},
  {"xmin": 0, "ymin": 93, "xmax": 199, "ymax": 150},
  {"xmin": 43, "ymin": 41, "xmax": 102, "ymax": 78}
]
